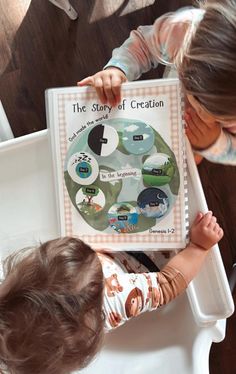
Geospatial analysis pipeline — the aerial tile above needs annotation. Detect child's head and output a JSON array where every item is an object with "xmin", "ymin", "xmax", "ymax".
[
  {"xmin": 0, "ymin": 237, "xmax": 104, "ymax": 374},
  {"xmin": 178, "ymin": 0, "xmax": 236, "ymax": 120}
]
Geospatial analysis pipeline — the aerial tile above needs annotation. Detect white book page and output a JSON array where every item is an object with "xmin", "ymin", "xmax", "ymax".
[{"xmin": 46, "ymin": 79, "xmax": 188, "ymax": 250}]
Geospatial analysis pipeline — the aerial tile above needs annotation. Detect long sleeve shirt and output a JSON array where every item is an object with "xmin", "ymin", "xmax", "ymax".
[
  {"xmin": 104, "ymin": 7, "xmax": 236, "ymax": 165},
  {"xmin": 97, "ymin": 251, "xmax": 187, "ymax": 331}
]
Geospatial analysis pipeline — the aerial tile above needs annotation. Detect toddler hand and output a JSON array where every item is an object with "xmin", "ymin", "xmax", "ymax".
[
  {"xmin": 190, "ymin": 211, "xmax": 223, "ymax": 250},
  {"xmin": 184, "ymin": 108, "xmax": 221, "ymax": 150},
  {"xmin": 77, "ymin": 68, "xmax": 127, "ymax": 106}
]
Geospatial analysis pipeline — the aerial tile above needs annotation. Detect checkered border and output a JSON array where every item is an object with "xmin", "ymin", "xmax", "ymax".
[{"xmin": 57, "ymin": 83, "xmax": 186, "ymax": 245}]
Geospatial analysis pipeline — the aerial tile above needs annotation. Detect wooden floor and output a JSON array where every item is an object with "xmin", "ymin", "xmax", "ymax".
[{"xmin": 0, "ymin": 0, "xmax": 235, "ymax": 372}]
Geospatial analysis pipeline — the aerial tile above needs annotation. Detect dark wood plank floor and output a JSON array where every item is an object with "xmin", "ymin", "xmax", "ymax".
[{"xmin": 0, "ymin": 0, "xmax": 235, "ymax": 373}]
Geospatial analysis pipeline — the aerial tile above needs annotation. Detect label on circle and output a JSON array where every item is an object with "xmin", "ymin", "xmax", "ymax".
[
  {"xmin": 76, "ymin": 161, "xmax": 92, "ymax": 178},
  {"xmin": 88, "ymin": 124, "xmax": 119, "ymax": 156},
  {"xmin": 67, "ymin": 152, "xmax": 99, "ymax": 185},
  {"xmin": 122, "ymin": 121, "xmax": 154, "ymax": 155},
  {"xmin": 142, "ymin": 153, "xmax": 175, "ymax": 186},
  {"xmin": 108, "ymin": 202, "xmax": 138, "ymax": 233},
  {"xmin": 137, "ymin": 188, "xmax": 169, "ymax": 218}
]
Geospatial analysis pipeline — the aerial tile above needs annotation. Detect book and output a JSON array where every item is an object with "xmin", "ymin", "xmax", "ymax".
[{"xmin": 46, "ymin": 78, "xmax": 188, "ymax": 250}]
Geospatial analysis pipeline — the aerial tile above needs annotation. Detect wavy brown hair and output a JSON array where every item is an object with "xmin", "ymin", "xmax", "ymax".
[
  {"xmin": 178, "ymin": 0, "xmax": 236, "ymax": 117},
  {"xmin": 0, "ymin": 237, "xmax": 104, "ymax": 374}
]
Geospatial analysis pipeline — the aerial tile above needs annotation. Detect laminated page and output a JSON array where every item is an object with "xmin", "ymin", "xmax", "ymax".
[{"xmin": 46, "ymin": 78, "xmax": 188, "ymax": 249}]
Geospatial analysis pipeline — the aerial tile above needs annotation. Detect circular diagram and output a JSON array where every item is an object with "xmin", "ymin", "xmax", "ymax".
[
  {"xmin": 142, "ymin": 153, "xmax": 175, "ymax": 186},
  {"xmin": 64, "ymin": 118, "xmax": 179, "ymax": 232},
  {"xmin": 76, "ymin": 185, "xmax": 105, "ymax": 215},
  {"xmin": 88, "ymin": 124, "xmax": 119, "ymax": 156},
  {"xmin": 67, "ymin": 151, "xmax": 99, "ymax": 185},
  {"xmin": 122, "ymin": 121, "xmax": 154, "ymax": 155},
  {"xmin": 108, "ymin": 202, "xmax": 138, "ymax": 233},
  {"xmin": 137, "ymin": 188, "xmax": 169, "ymax": 218}
]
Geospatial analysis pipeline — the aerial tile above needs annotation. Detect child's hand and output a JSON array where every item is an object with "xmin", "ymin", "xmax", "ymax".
[
  {"xmin": 190, "ymin": 211, "xmax": 224, "ymax": 250},
  {"xmin": 184, "ymin": 108, "xmax": 221, "ymax": 150},
  {"xmin": 77, "ymin": 68, "xmax": 127, "ymax": 106}
]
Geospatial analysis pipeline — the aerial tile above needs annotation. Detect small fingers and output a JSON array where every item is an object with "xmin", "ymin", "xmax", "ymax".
[
  {"xmin": 185, "ymin": 118, "xmax": 201, "ymax": 147},
  {"xmin": 213, "ymin": 222, "xmax": 220, "ymax": 232},
  {"xmin": 94, "ymin": 76, "xmax": 108, "ymax": 104},
  {"xmin": 185, "ymin": 128, "xmax": 198, "ymax": 147},
  {"xmin": 77, "ymin": 69, "xmax": 126, "ymax": 106},
  {"xmin": 111, "ymin": 75, "xmax": 123, "ymax": 105},
  {"xmin": 208, "ymin": 215, "xmax": 217, "ymax": 229},
  {"xmin": 185, "ymin": 111, "xmax": 203, "ymax": 138},
  {"xmin": 194, "ymin": 211, "xmax": 204, "ymax": 224},
  {"xmin": 200, "ymin": 211, "xmax": 213, "ymax": 227},
  {"xmin": 218, "ymin": 228, "xmax": 224, "ymax": 240},
  {"xmin": 77, "ymin": 75, "xmax": 108, "ymax": 104},
  {"xmin": 102, "ymin": 76, "xmax": 116, "ymax": 106},
  {"xmin": 77, "ymin": 76, "xmax": 94, "ymax": 86},
  {"xmin": 213, "ymin": 223, "xmax": 224, "ymax": 239},
  {"xmin": 188, "ymin": 109, "xmax": 205, "ymax": 135}
]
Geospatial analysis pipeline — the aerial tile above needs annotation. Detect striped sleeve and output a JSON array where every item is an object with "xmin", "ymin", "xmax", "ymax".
[{"xmin": 104, "ymin": 8, "xmax": 204, "ymax": 81}]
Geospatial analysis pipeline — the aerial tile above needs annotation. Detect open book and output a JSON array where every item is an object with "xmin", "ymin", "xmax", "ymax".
[{"xmin": 46, "ymin": 78, "xmax": 188, "ymax": 249}]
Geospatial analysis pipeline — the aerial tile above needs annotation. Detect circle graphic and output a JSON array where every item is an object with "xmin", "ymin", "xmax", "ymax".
[
  {"xmin": 67, "ymin": 152, "xmax": 99, "ymax": 185},
  {"xmin": 122, "ymin": 121, "xmax": 154, "ymax": 155},
  {"xmin": 76, "ymin": 161, "xmax": 92, "ymax": 178},
  {"xmin": 76, "ymin": 185, "xmax": 105, "ymax": 215},
  {"xmin": 64, "ymin": 118, "xmax": 180, "ymax": 232},
  {"xmin": 108, "ymin": 202, "xmax": 138, "ymax": 233},
  {"xmin": 137, "ymin": 188, "xmax": 169, "ymax": 218},
  {"xmin": 142, "ymin": 153, "xmax": 175, "ymax": 186},
  {"xmin": 88, "ymin": 124, "xmax": 119, "ymax": 156}
]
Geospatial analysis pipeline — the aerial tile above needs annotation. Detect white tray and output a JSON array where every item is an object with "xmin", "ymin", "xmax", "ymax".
[
  {"xmin": 0, "ymin": 130, "xmax": 234, "ymax": 326},
  {"xmin": 78, "ymin": 297, "xmax": 227, "ymax": 374},
  {"xmin": 185, "ymin": 139, "xmax": 234, "ymax": 325}
]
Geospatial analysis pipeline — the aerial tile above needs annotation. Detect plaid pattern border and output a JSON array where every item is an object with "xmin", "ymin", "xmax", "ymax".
[{"xmin": 57, "ymin": 83, "xmax": 186, "ymax": 245}]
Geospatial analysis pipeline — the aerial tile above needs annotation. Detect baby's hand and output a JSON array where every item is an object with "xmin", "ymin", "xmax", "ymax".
[
  {"xmin": 77, "ymin": 68, "xmax": 127, "ymax": 106},
  {"xmin": 190, "ymin": 211, "xmax": 224, "ymax": 250},
  {"xmin": 184, "ymin": 108, "xmax": 221, "ymax": 150}
]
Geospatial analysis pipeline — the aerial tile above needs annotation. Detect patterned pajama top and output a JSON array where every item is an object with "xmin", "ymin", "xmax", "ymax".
[
  {"xmin": 104, "ymin": 7, "xmax": 236, "ymax": 165},
  {"xmin": 97, "ymin": 251, "xmax": 187, "ymax": 331}
]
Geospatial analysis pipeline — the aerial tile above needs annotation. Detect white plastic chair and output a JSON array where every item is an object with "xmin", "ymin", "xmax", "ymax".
[
  {"xmin": 0, "ymin": 101, "xmax": 14, "ymax": 142},
  {"xmin": 0, "ymin": 129, "xmax": 234, "ymax": 374}
]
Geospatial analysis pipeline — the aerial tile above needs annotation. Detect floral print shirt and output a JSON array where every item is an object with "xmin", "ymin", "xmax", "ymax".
[{"xmin": 104, "ymin": 7, "xmax": 236, "ymax": 165}]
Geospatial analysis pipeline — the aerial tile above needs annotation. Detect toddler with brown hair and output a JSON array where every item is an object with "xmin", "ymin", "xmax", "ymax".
[{"xmin": 0, "ymin": 211, "xmax": 223, "ymax": 374}]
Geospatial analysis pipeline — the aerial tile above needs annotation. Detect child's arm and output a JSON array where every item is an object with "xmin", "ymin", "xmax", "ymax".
[
  {"xmin": 164, "ymin": 211, "xmax": 223, "ymax": 284},
  {"xmin": 154, "ymin": 211, "xmax": 223, "ymax": 306},
  {"xmin": 78, "ymin": 8, "xmax": 201, "ymax": 106},
  {"xmin": 103, "ymin": 212, "xmax": 223, "ymax": 331},
  {"xmin": 77, "ymin": 16, "xmax": 173, "ymax": 105}
]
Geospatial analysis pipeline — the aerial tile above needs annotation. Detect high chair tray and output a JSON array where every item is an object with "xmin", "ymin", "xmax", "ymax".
[{"xmin": 0, "ymin": 130, "xmax": 234, "ymax": 326}]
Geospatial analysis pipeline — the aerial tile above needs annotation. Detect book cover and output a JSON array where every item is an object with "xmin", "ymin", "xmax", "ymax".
[{"xmin": 46, "ymin": 78, "xmax": 188, "ymax": 249}]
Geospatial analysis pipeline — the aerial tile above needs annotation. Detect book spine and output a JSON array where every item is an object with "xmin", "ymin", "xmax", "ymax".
[
  {"xmin": 180, "ymin": 89, "xmax": 189, "ymax": 241},
  {"xmin": 45, "ymin": 90, "xmax": 62, "ymax": 235}
]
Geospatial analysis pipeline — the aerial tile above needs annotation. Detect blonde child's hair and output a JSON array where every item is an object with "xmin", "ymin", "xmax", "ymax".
[
  {"xmin": 177, "ymin": 0, "xmax": 236, "ymax": 117},
  {"xmin": 0, "ymin": 237, "xmax": 104, "ymax": 374}
]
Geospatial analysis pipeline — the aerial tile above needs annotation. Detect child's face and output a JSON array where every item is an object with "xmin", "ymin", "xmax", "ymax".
[{"xmin": 186, "ymin": 94, "xmax": 236, "ymax": 129}]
